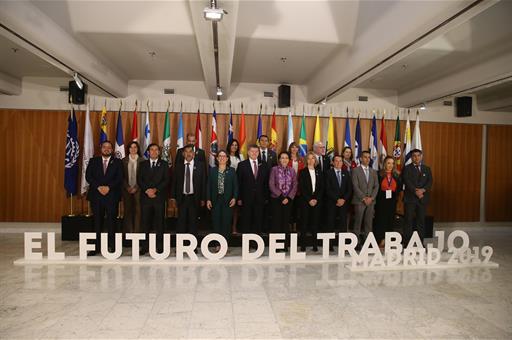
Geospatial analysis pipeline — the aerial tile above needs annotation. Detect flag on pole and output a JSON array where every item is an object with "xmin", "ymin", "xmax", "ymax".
[
  {"xmin": 270, "ymin": 108, "xmax": 278, "ymax": 150},
  {"xmin": 354, "ymin": 115, "xmax": 362, "ymax": 166},
  {"xmin": 344, "ymin": 108, "xmax": 351, "ymax": 148},
  {"xmin": 143, "ymin": 105, "xmax": 151, "ymax": 158},
  {"xmin": 239, "ymin": 106, "xmax": 247, "ymax": 157},
  {"xmin": 257, "ymin": 105, "xmax": 263, "ymax": 141},
  {"xmin": 81, "ymin": 104, "xmax": 93, "ymax": 195},
  {"xmin": 326, "ymin": 111, "xmax": 335, "ymax": 159},
  {"xmin": 162, "ymin": 108, "xmax": 171, "ymax": 165},
  {"xmin": 379, "ymin": 111, "xmax": 388, "ymax": 168},
  {"xmin": 314, "ymin": 111, "xmax": 321, "ymax": 143},
  {"xmin": 370, "ymin": 113, "xmax": 379, "ymax": 170},
  {"xmin": 64, "ymin": 108, "xmax": 80, "ymax": 196},
  {"xmin": 299, "ymin": 111, "xmax": 307, "ymax": 157},
  {"xmin": 99, "ymin": 105, "xmax": 108, "ymax": 144},
  {"xmin": 114, "ymin": 109, "xmax": 125, "ymax": 159},
  {"xmin": 404, "ymin": 110, "xmax": 412, "ymax": 165},
  {"xmin": 412, "ymin": 110, "xmax": 422, "ymax": 152},
  {"xmin": 209, "ymin": 108, "xmax": 218, "ymax": 167},
  {"xmin": 177, "ymin": 109, "xmax": 184, "ymax": 150},
  {"xmin": 195, "ymin": 109, "xmax": 202, "ymax": 149},
  {"xmin": 393, "ymin": 113, "xmax": 402, "ymax": 171},
  {"xmin": 287, "ymin": 109, "xmax": 294, "ymax": 150},
  {"xmin": 227, "ymin": 106, "xmax": 234, "ymax": 144},
  {"xmin": 131, "ymin": 102, "xmax": 138, "ymax": 142}
]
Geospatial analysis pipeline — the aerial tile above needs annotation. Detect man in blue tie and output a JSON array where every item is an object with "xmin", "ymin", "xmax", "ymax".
[{"xmin": 325, "ymin": 155, "xmax": 353, "ymax": 250}]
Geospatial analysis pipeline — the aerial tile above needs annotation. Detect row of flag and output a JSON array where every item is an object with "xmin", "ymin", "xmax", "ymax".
[{"xmin": 65, "ymin": 105, "xmax": 422, "ymax": 196}]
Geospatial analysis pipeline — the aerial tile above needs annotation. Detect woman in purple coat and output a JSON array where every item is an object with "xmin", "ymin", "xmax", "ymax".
[{"xmin": 269, "ymin": 151, "xmax": 298, "ymax": 251}]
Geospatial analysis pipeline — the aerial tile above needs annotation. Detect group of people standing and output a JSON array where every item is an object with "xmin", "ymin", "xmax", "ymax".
[{"xmin": 85, "ymin": 132, "xmax": 432, "ymax": 256}]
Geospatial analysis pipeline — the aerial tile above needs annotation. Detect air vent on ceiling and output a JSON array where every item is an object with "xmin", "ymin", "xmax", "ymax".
[
  {"xmin": 443, "ymin": 100, "xmax": 453, "ymax": 106},
  {"xmin": 59, "ymin": 86, "xmax": 69, "ymax": 92},
  {"xmin": 358, "ymin": 96, "xmax": 368, "ymax": 102},
  {"xmin": 264, "ymin": 91, "xmax": 274, "ymax": 98},
  {"xmin": 164, "ymin": 88, "xmax": 175, "ymax": 94}
]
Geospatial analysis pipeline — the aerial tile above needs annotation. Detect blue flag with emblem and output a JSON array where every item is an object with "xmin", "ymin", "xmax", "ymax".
[{"xmin": 64, "ymin": 108, "xmax": 80, "ymax": 195}]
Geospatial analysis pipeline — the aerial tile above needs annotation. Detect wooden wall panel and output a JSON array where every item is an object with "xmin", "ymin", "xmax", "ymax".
[
  {"xmin": 486, "ymin": 125, "xmax": 512, "ymax": 222},
  {"xmin": 0, "ymin": 109, "xmax": 485, "ymax": 222}
]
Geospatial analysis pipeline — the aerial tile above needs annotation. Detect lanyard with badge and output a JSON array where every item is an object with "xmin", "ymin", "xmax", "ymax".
[{"xmin": 385, "ymin": 174, "xmax": 393, "ymax": 199}]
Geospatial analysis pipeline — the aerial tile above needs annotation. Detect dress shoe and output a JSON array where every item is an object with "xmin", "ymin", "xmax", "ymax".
[
  {"xmin": 87, "ymin": 250, "xmax": 97, "ymax": 256},
  {"xmin": 300, "ymin": 246, "xmax": 306, "ymax": 252},
  {"xmin": 312, "ymin": 246, "xmax": 318, "ymax": 252},
  {"xmin": 108, "ymin": 247, "xmax": 115, "ymax": 253},
  {"xmin": 139, "ymin": 249, "xmax": 147, "ymax": 256}
]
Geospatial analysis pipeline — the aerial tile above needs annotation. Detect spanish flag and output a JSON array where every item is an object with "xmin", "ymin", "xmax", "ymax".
[{"xmin": 270, "ymin": 109, "xmax": 278, "ymax": 150}]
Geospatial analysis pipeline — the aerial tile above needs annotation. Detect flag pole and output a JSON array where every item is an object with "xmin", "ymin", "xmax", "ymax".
[
  {"xmin": 68, "ymin": 194, "xmax": 75, "ymax": 217},
  {"xmin": 118, "ymin": 202, "xmax": 122, "ymax": 218}
]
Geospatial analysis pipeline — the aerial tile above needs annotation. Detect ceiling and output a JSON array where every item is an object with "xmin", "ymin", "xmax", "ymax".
[{"xmin": 0, "ymin": 0, "xmax": 511, "ymax": 108}]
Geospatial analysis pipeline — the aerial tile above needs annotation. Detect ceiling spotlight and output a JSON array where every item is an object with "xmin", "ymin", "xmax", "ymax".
[
  {"xmin": 420, "ymin": 103, "xmax": 426, "ymax": 110},
  {"xmin": 204, "ymin": 0, "xmax": 226, "ymax": 21},
  {"xmin": 73, "ymin": 72, "xmax": 83, "ymax": 90},
  {"xmin": 216, "ymin": 86, "xmax": 223, "ymax": 96},
  {"xmin": 321, "ymin": 97, "xmax": 327, "ymax": 105}
]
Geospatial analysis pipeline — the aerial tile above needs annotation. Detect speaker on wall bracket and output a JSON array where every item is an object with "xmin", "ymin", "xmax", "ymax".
[
  {"xmin": 455, "ymin": 96, "xmax": 472, "ymax": 117},
  {"xmin": 278, "ymin": 84, "xmax": 291, "ymax": 108},
  {"xmin": 68, "ymin": 80, "xmax": 87, "ymax": 105}
]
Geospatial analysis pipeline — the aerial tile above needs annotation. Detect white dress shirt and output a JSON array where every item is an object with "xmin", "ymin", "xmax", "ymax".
[
  {"xmin": 230, "ymin": 154, "xmax": 244, "ymax": 170},
  {"xmin": 308, "ymin": 168, "xmax": 316, "ymax": 192}
]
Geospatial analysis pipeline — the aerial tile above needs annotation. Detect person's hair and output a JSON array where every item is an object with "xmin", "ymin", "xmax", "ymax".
[
  {"xmin": 227, "ymin": 138, "xmax": 240, "ymax": 158},
  {"xmin": 247, "ymin": 143, "xmax": 259, "ymax": 151},
  {"xmin": 333, "ymin": 154, "xmax": 343, "ymax": 162},
  {"xmin": 278, "ymin": 151, "xmax": 290, "ymax": 162},
  {"xmin": 305, "ymin": 151, "xmax": 318, "ymax": 166},
  {"xmin": 127, "ymin": 141, "xmax": 142, "ymax": 157},
  {"xmin": 341, "ymin": 146, "xmax": 353, "ymax": 161},
  {"xmin": 379, "ymin": 156, "xmax": 396, "ymax": 176},
  {"xmin": 183, "ymin": 144, "xmax": 194, "ymax": 152},
  {"xmin": 288, "ymin": 142, "xmax": 299, "ymax": 154},
  {"xmin": 258, "ymin": 135, "xmax": 269, "ymax": 142},
  {"xmin": 147, "ymin": 143, "xmax": 160, "ymax": 151},
  {"xmin": 214, "ymin": 149, "xmax": 231, "ymax": 168},
  {"xmin": 361, "ymin": 150, "xmax": 371, "ymax": 156},
  {"xmin": 411, "ymin": 148, "xmax": 422, "ymax": 155},
  {"xmin": 100, "ymin": 140, "xmax": 114, "ymax": 148},
  {"xmin": 186, "ymin": 132, "xmax": 195, "ymax": 139}
]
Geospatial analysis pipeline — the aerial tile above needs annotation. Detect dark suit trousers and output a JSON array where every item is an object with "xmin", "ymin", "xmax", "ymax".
[
  {"xmin": 211, "ymin": 194, "xmax": 233, "ymax": 243},
  {"xmin": 92, "ymin": 200, "xmax": 118, "ymax": 252},
  {"xmin": 141, "ymin": 199, "xmax": 165, "ymax": 251},
  {"xmin": 300, "ymin": 200, "xmax": 320, "ymax": 247},
  {"xmin": 404, "ymin": 201, "xmax": 426, "ymax": 244},
  {"xmin": 327, "ymin": 202, "xmax": 348, "ymax": 232},
  {"xmin": 122, "ymin": 190, "xmax": 141, "ymax": 234},
  {"xmin": 374, "ymin": 197, "xmax": 397, "ymax": 242},
  {"xmin": 271, "ymin": 197, "xmax": 292, "ymax": 234},
  {"xmin": 240, "ymin": 201, "xmax": 264, "ymax": 234},
  {"xmin": 176, "ymin": 195, "xmax": 199, "ymax": 236}
]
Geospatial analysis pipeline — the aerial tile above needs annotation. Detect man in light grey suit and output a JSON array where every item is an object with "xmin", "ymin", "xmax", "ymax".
[{"xmin": 351, "ymin": 150, "xmax": 379, "ymax": 244}]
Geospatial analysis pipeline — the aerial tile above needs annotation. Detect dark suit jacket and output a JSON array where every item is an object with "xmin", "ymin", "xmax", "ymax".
[
  {"xmin": 171, "ymin": 160, "xmax": 206, "ymax": 205},
  {"xmin": 85, "ymin": 156, "xmax": 123, "ymax": 204},
  {"xmin": 325, "ymin": 168, "xmax": 353, "ymax": 203},
  {"xmin": 298, "ymin": 167, "xmax": 324, "ymax": 203},
  {"xmin": 314, "ymin": 154, "xmax": 331, "ymax": 174},
  {"xmin": 122, "ymin": 155, "xmax": 145, "ymax": 191},
  {"xmin": 257, "ymin": 148, "xmax": 277, "ymax": 168},
  {"xmin": 206, "ymin": 166, "xmax": 238, "ymax": 205},
  {"xmin": 236, "ymin": 158, "xmax": 269, "ymax": 205},
  {"xmin": 137, "ymin": 158, "xmax": 170, "ymax": 204},
  {"xmin": 175, "ymin": 147, "xmax": 206, "ymax": 165},
  {"xmin": 402, "ymin": 163, "xmax": 433, "ymax": 205}
]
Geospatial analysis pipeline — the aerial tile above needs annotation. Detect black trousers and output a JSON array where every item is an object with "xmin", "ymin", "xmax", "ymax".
[
  {"xmin": 271, "ymin": 197, "xmax": 292, "ymax": 232},
  {"xmin": 176, "ymin": 195, "xmax": 199, "ymax": 236},
  {"xmin": 141, "ymin": 199, "xmax": 165, "ymax": 251},
  {"xmin": 91, "ymin": 200, "xmax": 118, "ymax": 252},
  {"xmin": 404, "ymin": 201, "xmax": 426, "ymax": 244},
  {"xmin": 300, "ymin": 199, "xmax": 320, "ymax": 248},
  {"xmin": 374, "ymin": 197, "xmax": 397, "ymax": 243},
  {"xmin": 240, "ymin": 201, "xmax": 264, "ymax": 234},
  {"xmin": 326, "ymin": 201, "xmax": 348, "ymax": 232}
]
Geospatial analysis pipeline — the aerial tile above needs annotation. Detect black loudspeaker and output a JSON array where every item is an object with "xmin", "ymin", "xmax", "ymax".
[
  {"xmin": 455, "ymin": 96, "xmax": 472, "ymax": 117},
  {"xmin": 68, "ymin": 80, "xmax": 87, "ymax": 105},
  {"xmin": 278, "ymin": 84, "xmax": 291, "ymax": 108}
]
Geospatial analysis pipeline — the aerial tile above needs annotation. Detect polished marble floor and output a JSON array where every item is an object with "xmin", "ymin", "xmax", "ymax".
[{"xmin": 1, "ymin": 225, "xmax": 511, "ymax": 339}]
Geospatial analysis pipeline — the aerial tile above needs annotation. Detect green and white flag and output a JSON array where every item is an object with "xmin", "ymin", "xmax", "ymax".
[{"xmin": 162, "ymin": 109, "xmax": 171, "ymax": 166}]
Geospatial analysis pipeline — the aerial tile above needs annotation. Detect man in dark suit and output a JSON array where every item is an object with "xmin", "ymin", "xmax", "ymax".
[
  {"xmin": 257, "ymin": 135, "xmax": 277, "ymax": 167},
  {"xmin": 402, "ymin": 149, "xmax": 433, "ymax": 245},
  {"xmin": 313, "ymin": 141, "xmax": 331, "ymax": 174},
  {"xmin": 171, "ymin": 144, "xmax": 206, "ymax": 237},
  {"xmin": 85, "ymin": 140, "xmax": 123, "ymax": 255},
  {"xmin": 325, "ymin": 155, "xmax": 353, "ymax": 246},
  {"xmin": 237, "ymin": 144, "xmax": 270, "ymax": 236},
  {"xmin": 138, "ymin": 144, "xmax": 169, "ymax": 254},
  {"xmin": 175, "ymin": 133, "xmax": 206, "ymax": 165}
]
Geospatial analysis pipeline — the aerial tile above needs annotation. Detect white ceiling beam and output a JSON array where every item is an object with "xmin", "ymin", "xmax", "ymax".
[
  {"xmin": 0, "ymin": 1, "xmax": 128, "ymax": 97},
  {"xmin": 306, "ymin": 0, "xmax": 499, "ymax": 104},
  {"xmin": 397, "ymin": 50, "xmax": 512, "ymax": 107},
  {"xmin": 0, "ymin": 71, "xmax": 21, "ymax": 95},
  {"xmin": 188, "ymin": 0, "xmax": 239, "ymax": 100}
]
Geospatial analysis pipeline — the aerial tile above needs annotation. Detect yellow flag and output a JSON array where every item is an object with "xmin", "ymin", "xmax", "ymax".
[
  {"xmin": 327, "ymin": 112, "xmax": 335, "ymax": 155},
  {"xmin": 314, "ymin": 114, "xmax": 321, "ymax": 143}
]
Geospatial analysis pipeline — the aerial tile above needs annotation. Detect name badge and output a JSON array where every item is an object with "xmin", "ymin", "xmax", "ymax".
[{"xmin": 386, "ymin": 190, "xmax": 392, "ymax": 199}]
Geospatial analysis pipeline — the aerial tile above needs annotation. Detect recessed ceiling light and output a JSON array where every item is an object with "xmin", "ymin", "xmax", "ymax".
[
  {"xmin": 216, "ymin": 86, "xmax": 223, "ymax": 96},
  {"xmin": 281, "ymin": 57, "xmax": 287, "ymax": 63},
  {"xmin": 148, "ymin": 51, "xmax": 156, "ymax": 58}
]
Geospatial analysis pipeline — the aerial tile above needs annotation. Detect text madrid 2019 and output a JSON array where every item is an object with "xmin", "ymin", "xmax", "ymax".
[{"xmin": 20, "ymin": 230, "xmax": 497, "ymax": 271}]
